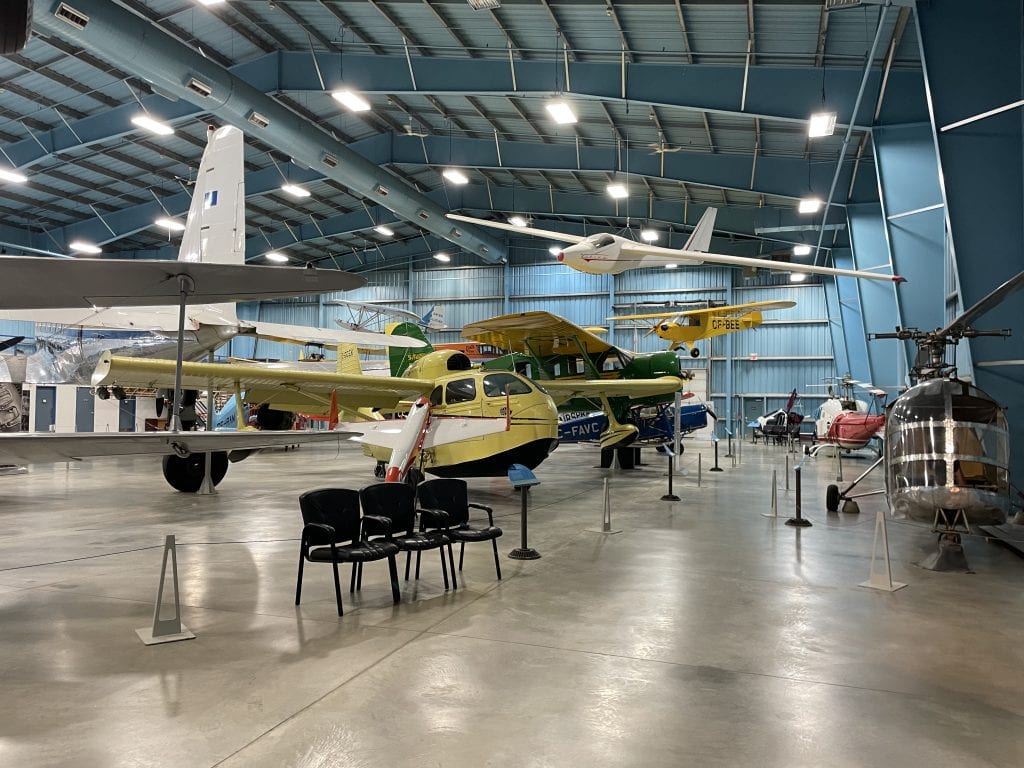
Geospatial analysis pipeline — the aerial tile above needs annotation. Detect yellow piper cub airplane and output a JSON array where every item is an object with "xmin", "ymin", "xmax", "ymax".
[
  {"xmin": 91, "ymin": 339, "xmax": 560, "ymax": 485},
  {"xmin": 611, "ymin": 300, "xmax": 796, "ymax": 357}
]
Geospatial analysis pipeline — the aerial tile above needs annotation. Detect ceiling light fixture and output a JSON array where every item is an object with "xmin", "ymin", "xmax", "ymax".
[
  {"xmin": 374, "ymin": 225, "xmax": 394, "ymax": 237},
  {"xmin": 0, "ymin": 167, "xmax": 27, "ymax": 184},
  {"xmin": 508, "ymin": 215, "xmax": 528, "ymax": 227},
  {"xmin": 442, "ymin": 168, "xmax": 469, "ymax": 185},
  {"xmin": 792, "ymin": 244, "xmax": 812, "ymax": 256},
  {"xmin": 265, "ymin": 252, "xmax": 289, "ymax": 263},
  {"xmin": 154, "ymin": 217, "xmax": 186, "ymax": 232},
  {"xmin": 790, "ymin": 272, "xmax": 808, "ymax": 283},
  {"xmin": 548, "ymin": 245, "xmax": 562, "ymax": 256},
  {"xmin": 197, "ymin": 0, "xmax": 226, "ymax": 5},
  {"xmin": 607, "ymin": 183, "xmax": 628, "ymax": 199},
  {"xmin": 640, "ymin": 229, "xmax": 659, "ymax": 242},
  {"xmin": 280, "ymin": 183, "xmax": 311, "ymax": 198},
  {"xmin": 808, "ymin": 111, "xmax": 837, "ymax": 138},
  {"xmin": 665, "ymin": 263, "xmax": 678, "ymax": 270},
  {"xmin": 798, "ymin": 197, "xmax": 823, "ymax": 214},
  {"xmin": 130, "ymin": 113, "xmax": 175, "ymax": 136},
  {"xmin": 546, "ymin": 101, "xmax": 577, "ymax": 125},
  {"xmin": 69, "ymin": 240, "xmax": 102, "ymax": 255},
  {"xmin": 434, "ymin": 252, "xmax": 451, "ymax": 263},
  {"xmin": 332, "ymin": 89, "xmax": 371, "ymax": 113}
]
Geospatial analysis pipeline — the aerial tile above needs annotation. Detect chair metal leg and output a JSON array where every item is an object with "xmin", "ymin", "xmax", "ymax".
[
  {"xmin": 459, "ymin": 542, "xmax": 465, "ymax": 571},
  {"xmin": 388, "ymin": 556, "xmax": 400, "ymax": 604},
  {"xmin": 331, "ymin": 561, "xmax": 344, "ymax": 617},
  {"xmin": 404, "ymin": 550, "xmax": 411, "ymax": 580},
  {"xmin": 350, "ymin": 562, "xmax": 357, "ymax": 593},
  {"xmin": 357, "ymin": 561, "xmax": 363, "ymax": 590},
  {"xmin": 415, "ymin": 550, "xmax": 422, "ymax": 580},
  {"xmin": 447, "ymin": 543, "xmax": 458, "ymax": 589},
  {"xmin": 492, "ymin": 538, "xmax": 502, "ymax": 580},
  {"xmin": 439, "ymin": 547, "xmax": 450, "ymax": 590},
  {"xmin": 295, "ymin": 550, "xmax": 305, "ymax": 605}
]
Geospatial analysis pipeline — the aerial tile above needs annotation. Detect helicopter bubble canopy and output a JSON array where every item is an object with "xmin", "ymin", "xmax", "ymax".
[{"xmin": 884, "ymin": 378, "xmax": 1009, "ymax": 526}]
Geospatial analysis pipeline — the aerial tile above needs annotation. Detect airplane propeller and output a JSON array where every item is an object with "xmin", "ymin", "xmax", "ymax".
[{"xmin": 0, "ymin": 336, "xmax": 25, "ymax": 353}]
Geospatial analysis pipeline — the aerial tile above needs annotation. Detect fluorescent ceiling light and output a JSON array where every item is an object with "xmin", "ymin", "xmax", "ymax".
[
  {"xmin": 792, "ymin": 244, "xmax": 812, "ymax": 256},
  {"xmin": 508, "ymin": 215, "xmax": 528, "ymax": 227},
  {"xmin": 548, "ymin": 245, "xmax": 562, "ymax": 256},
  {"xmin": 808, "ymin": 111, "xmax": 837, "ymax": 138},
  {"xmin": 665, "ymin": 263, "xmax": 678, "ymax": 270},
  {"xmin": 546, "ymin": 101, "xmax": 577, "ymax": 125},
  {"xmin": 434, "ymin": 252, "xmax": 451, "ymax": 263},
  {"xmin": 69, "ymin": 240, "xmax": 101, "ymax": 255},
  {"xmin": 640, "ymin": 229, "xmax": 659, "ymax": 242},
  {"xmin": 130, "ymin": 114, "xmax": 175, "ymax": 136},
  {"xmin": 790, "ymin": 272, "xmax": 808, "ymax": 282},
  {"xmin": 154, "ymin": 217, "xmax": 186, "ymax": 232},
  {"xmin": 607, "ymin": 183, "xmax": 628, "ymax": 199},
  {"xmin": 443, "ymin": 168, "xmax": 469, "ymax": 185},
  {"xmin": 0, "ymin": 167, "xmax": 27, "ymax": 183},
  {"xmin": 374, "ymin": 225, "xmax": 395, "ymax": 237},
  {"xmin": 265, "ymin": 252, "xmax": 289, "ymax": 263},
  {"xmin": 798, "ymin": 197, "xmax": 823, "ymax": 214},
  {"xmin": 197, "ymin": 0, "xmax": 226, "ymax": 5},
  {"xmin": 280, "ymin": 183, "xmax": 311, "ymax": 198},
  {"xmin": 332, "ymin": 89, "xmax": 371, "ymax": 113}
]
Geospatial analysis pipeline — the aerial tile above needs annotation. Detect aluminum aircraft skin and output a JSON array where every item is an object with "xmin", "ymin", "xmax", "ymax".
[
  {"xmin": 0, "ymin": 125, "xmax": 422, "ymax": 388},
  {"xmin": 611, "ymin": 299, "xmax": 796, "ymax": 356},
  {"xmin": 327, "ymin": 299, "xmax": 447, "ymax": 332},
  {"xmin": 461, "ymin": 311, "xmax": 691, "ymax": 450},
  {"xmin": 92, "ymin": 328, "xmax": 561, "ymax": 480},
  {"xmin": 448, "ymin": 208, "xmax": 905, "ymax": 283}
]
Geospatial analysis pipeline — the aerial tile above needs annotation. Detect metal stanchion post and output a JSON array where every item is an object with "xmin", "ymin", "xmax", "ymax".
[
  {"xmin": 710, "ymin": 440, "xmax": 724, "ymax": 472},
  {"xmin": 762, "ymin": 470, "xmax": 779, "ymax": 518},
  {"xmin": 785, "ymin": 455, "xmax": 790, "ymax": 490},
  {"xmin": 836, "ymin": 449, "xmax": 844, "ymax": 482},
  {"xmin": 786, "ymin": 466, "xmax": 812, "ymax": 527},
  {"xmin": 661, "ymin": 446, "xmax": 680, "ymax": 501},
  {"xmin": 697, "ymin": 453, "xmax": 702, "ymax": 487},
  {"xmin": 507, "ymin": 464, "xmax": 541, "ymax": 559}
]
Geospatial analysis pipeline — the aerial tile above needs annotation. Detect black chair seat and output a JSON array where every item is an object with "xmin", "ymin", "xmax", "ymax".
[
  {"xmin": 308, "ymin": 540, "xmax": 400, "ymax": 563},
  {"xmin": 393, "ymin": 531, "xmax": 450, "ymax": 551},
  {"xmin": 450, "ymin": 525, "xmax": 502, "ymax": 542}
]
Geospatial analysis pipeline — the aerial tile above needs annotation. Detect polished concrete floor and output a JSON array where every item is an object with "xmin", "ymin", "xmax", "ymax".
[{"xmin": 0, "ymin": 438, "xmax": 1022, "ymax": 767}]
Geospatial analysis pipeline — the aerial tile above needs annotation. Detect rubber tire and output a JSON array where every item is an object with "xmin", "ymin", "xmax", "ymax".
[
  {"xmin": 1, "ymin": 0, "xmax": 31, "ymax": 55},
  {"xmin": 826, "ymin": 484, "xmax": 840, "ymax": 512},
  {"xmin": 162, "ymin": 451, "xmax": 229, "ymax": 493},
  {"xmin": 616, "ymin": 447, "xmax": 636, "ymax": 469},
  {"xmin": 689, "ymin": 347, "xmax": 701, "ymax": 358}
]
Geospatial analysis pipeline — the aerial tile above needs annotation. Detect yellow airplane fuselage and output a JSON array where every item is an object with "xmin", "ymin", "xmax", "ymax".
[{"xmin": 658, "ymin": 310, "xmax": 763, "ymax": 351}]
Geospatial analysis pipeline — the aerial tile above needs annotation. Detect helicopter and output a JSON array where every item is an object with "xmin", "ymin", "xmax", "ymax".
[
  {"xmin": 823, "ymin": 269, "xmax": 1024, "ymax": 571},
  {"xmin": 805, "ymin": 375, "xmax": 888, "ymax": 457}
]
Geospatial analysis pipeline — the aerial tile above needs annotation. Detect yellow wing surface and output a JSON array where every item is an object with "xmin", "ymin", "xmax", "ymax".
[
  {"xmin": 462, "ymin": 311, "xmax": 613, "ymax": 356},
  {"xmin": 541, "ymin": 377, "xmax": 686, "ymax": 406},
  {"xmin": 610, "ymin": 300, "xmax": 796, "ymax": 322},
  {"xmin": 92, "ymin": 353, "xmax": 433, "ymax": 414}
]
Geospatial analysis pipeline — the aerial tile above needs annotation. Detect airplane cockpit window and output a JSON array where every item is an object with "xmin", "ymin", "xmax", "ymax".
[
  {"xmin": 429, "ymin": 386, "xmax": 443, "ymax": 406},
  {"xmin": 483, "ymin": 373, "xmax": 532, "ymax": 397},
  {"xmin": 590, "ymin": 234, "xmax": 615, "ymax": 248},
  {"xmin": 686, "ymin": 316, "xmax": 701, "ymax": 327},
  {"xmin": 445, "ymin": 378, "xmax": 477, "ymax": 404},
  {"xmin": 597, "ymin": 350, "xmax": 624, "ymax": 371}
]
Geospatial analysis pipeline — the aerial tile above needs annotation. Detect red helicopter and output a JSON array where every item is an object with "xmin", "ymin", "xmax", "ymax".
[{"xmin": 806, "ymin": 375, "xmax": 888, "ymax": 457}]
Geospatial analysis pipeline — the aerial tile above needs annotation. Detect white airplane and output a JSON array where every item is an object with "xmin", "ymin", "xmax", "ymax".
[
  {"xmin": 0, "ymin": 125, "xmax": 423, "ymax": 387},
  {"xmin": 327, "ymin": 299, "xmax": 447, "ymax": 333},
  {"xmin": 447, "ymin": 209, "xmax": 905, "ymax": 283}
]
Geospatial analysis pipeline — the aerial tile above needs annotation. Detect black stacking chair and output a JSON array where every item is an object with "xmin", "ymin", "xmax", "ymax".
[
  {"xmin": 418, "ymin": 478, "xmax": 503, "ymax": 580},
  {"xmin": 359, "ymin": 482, "xmax": 456, "ymax": 590},
  {"xmin": 296, "ymin": 488, "xmax": 401, "ymax": 616}
]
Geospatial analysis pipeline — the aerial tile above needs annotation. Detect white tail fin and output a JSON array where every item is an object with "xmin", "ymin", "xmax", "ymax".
[
  {"xmin": 683, "ymin": 207, "xmax": 717, "ymax": 253},
  {"xmin": 421, "ymin": 305, "xmax": 447, "ymax": 330},
  {"xmin": 178, "ymin": 125, "xmax": 245, "ymax": 266}
]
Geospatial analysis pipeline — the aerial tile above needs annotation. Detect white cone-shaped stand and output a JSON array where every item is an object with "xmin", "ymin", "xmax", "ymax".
[
  {"xmin": 860, "ymin": 508, "xmax": 907, "ymax": 592},
  {"xmin": 588, "ymin": 478, "xmax": 622, "ymax": 534},
  {"xmin": 136, "ymin": 535, "xmax": 196, "ymax": 645},
  {"xmin": 762, "ymin": 469, "xmax": 780, "ymax": 518}
]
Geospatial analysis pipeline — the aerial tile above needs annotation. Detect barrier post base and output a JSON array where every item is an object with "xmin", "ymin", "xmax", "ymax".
[{"xmin": 508, "ymin": 548, "xmax": 541, "ymax": 560}]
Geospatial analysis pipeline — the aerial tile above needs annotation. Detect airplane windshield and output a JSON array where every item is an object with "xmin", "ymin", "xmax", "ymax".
[
  {"xmin": 445, "ymin": 378, "xmax": 477, "ymax": 404},
  {"xmin": 483, "ymin": 373, "xmax": 532, "ymax": 397},
  {"xmin": 590, "ymin": 234, "xmax": 615, "ymax": 248}
]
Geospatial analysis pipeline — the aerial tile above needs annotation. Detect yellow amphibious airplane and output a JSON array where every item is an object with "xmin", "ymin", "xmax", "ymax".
[
  {"xmin": 92, "ymin": 338, "xmax": 560, "ymax": 485},
  {"xmin": 611, "ymin": 300, "xmax": 796, "ymax": 356}
]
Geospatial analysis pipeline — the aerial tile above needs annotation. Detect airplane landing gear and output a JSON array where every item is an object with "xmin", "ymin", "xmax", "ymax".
[
  {"xmin": 162, "ymin": 452, "xmax": 228, "ymax": 492},
  {"xmin": 920, "ymin": 510, "xmax": 972, "ymax": 572},
  {"xmin": 374, "ymin": 461, "xmax": 386, "ymax": 479},
  {"xmin": 689, "ymin": 348, "xmax": 700, "ymax": 358}
]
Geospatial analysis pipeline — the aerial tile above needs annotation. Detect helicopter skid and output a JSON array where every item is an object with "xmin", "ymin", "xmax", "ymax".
[{"xmin": 918, "ymin": 509, "xmax": 973, "ymax": 572}]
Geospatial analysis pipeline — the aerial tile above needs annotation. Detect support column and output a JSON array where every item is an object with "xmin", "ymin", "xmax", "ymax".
[{"xmin": 915, "ymin": 0, "xmax": 1024, "ymax": 487}]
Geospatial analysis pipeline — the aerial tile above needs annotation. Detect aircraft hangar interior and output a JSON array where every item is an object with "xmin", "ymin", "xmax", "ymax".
[{"xmin": 0, "ymin": 1, "xmax": 1022, "ymax": 766}]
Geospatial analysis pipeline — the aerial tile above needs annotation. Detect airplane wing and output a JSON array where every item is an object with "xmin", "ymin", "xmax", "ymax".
[
  {"xmin": 0, "ymin": 429, "xmax": 355, "ymax": 465},
  {"xmin": 446, "ymin": 215, "xmax": 587, "ymax": 244},
  {"xmin": 540, "ymin": 376, "xmax": 686, "ymax": 406},
  {"xmin": 0, "ymin": 256, "xmax": 366, "ymax": 309},
  {"xmin": 462, "ymin": 311, "xmax": 614, "ymax": 356},
  {"xmin": 610, "ymin": 300, "xmax": 796, "ymax": 322},
  {"xmin": 252, "ymin": 320, "xmax": 426, "ymax": 349},
  {"xmin": 337, "ymin": 415, "xmax": 508, "ymax": 451},
  {"xmin": 325, "ymin": 298, "xmax": 423, "ymax": 324},
  {"xmin": 91, "ymin": 354, "xmax": 434, "ymax": 411}
]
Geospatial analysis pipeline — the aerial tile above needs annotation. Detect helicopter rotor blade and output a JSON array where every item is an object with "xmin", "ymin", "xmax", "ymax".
[{"xmin": 941, "ymin": 268, "xmax": 1024, "ymax": 335}]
